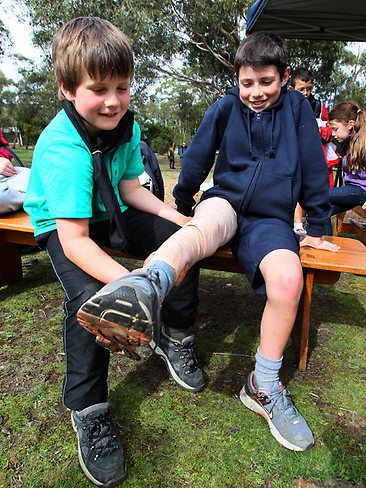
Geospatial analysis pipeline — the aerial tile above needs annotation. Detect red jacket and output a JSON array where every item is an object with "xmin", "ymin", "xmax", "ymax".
[{"xmin": 0, "ymin": 130, "xmax": 12, "ymax": 160}]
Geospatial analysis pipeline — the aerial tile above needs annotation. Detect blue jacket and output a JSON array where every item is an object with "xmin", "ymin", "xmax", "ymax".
[{"xmin": 174, "ymin": 87, "xmax": 331, "ymax": 236}]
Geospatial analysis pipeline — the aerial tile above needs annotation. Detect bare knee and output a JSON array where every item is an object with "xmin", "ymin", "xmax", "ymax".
[
  {"xmin": 266, "ymin": 267, "xmax": 303, "ymax": 305},
  {"xmin": 261, "ymin": 250, "xmax": 303, "ymax": 305}
]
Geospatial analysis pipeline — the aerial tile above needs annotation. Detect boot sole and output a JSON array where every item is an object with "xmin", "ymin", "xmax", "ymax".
[{"xmin": 77, "ymin": 286, "xmax": 154, "ymax": 349}]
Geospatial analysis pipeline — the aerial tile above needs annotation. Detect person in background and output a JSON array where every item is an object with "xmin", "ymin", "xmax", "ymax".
[
  {"xmin": 167, "ymin": 143, "xmax": 175, "ymax": 169},
  {"xmin": 178, "ymin": 143, "xmax": 188, "ymax": 166},
  {"xmin": 139, "ymin": 138, "xmax": 165, "ymax": 201},
  {"xmin": 289, "ymin": 67, "xmax": 339, "ymax": 234},
  {"xmin": 0, "ymin": 129, "xmax": 30, "ymax": 214},
  {"xmin": 326, "ymin": 101, "xmax": 366, "ymax": 230}
]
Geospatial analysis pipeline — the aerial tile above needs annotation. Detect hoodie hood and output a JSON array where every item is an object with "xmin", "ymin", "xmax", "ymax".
[{"xmin": 227, "ymin": 86, "xmax": 288, "ymax": 160}]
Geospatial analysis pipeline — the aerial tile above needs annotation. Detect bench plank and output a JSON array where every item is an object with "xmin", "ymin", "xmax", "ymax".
[
  {"xmin": 335, "ymin": 205, "xmax": 366, "ymax": 245},
  {"xmin": 1, "ymin": 210, "xmax": 365, "ymax": 371}
]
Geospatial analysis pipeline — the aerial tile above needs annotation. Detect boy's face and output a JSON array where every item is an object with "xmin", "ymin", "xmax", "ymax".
[
  {"xmin": 329, "ymin": 119, "xmax": 354, "ymax": 143},
  {"xmin": 292, "ymin": 79, "xmax": 313, "ymax": 98},
  {"xmin": 61, "ymin": 73, "xmax": 131, "ymax": 135},
  {"xmin": 238, "ymin": 65, "xmax": 289, "ymax": 113}
]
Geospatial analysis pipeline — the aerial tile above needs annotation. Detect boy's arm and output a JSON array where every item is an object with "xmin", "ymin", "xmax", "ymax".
[
  {"xmin": 119, "ymin": 177, "xmax": 190, "ymax": 227},
  {"xmin": 56, "ymin": 218, "xmax": 130, "ymax": 283}
]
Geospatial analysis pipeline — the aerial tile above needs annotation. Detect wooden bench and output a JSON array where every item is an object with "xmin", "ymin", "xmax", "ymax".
[
  {"xmin": 1, "ymin": 210, "xmax": 366, "ymax": 372},
  {"xmin": 335, "ymin": 205, "xmax": 366, "ymax": 245}
]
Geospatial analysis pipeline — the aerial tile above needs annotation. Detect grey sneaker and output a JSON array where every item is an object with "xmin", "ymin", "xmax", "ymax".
[
  {"xmin": 150, "ymin": 328, "xmax": 205, "ymax": 393},
  {"xmin": 71, "ymin": 403, "xmax": 127, "ymax": 487},
  {"xmin": 77, "ymin": 272, "xmax": 161, "ymax": 360},
  {"xmin": 239, "ymin": 372, "xmax": 314, "ymax": 451}
]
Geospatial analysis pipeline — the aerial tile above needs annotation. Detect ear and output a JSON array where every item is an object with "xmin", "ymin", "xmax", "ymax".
[
  {"xmin": 281, "ymin": 66, "xmax": 291, "ymax": 87},
  {"xmin": 59, "ymin": 82, "xmax": 75, "ymax": 102},
  {"xmin": 348, "ymin": 119, "xmax": 356, "ymax": 130}
]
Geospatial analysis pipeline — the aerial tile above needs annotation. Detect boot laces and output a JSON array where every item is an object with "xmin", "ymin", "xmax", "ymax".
[
  {"xmin": 174, "ymin": 338, "xmax": 198, "ymax": 374},
  {"xmin": 269, "ymin": 388, "xmax": 300, "ymax": 422},
  {"xmin": 84, "ymin": 412, "xmax": 120, "ymax": 460}
]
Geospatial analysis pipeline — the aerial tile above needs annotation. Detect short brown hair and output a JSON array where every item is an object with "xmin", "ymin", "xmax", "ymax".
[
  {"xmin": 290, "ymin": 67, "xmax": 314, "ymax": 88},
  {"xmin": 52, "ymin": 16, "xmax": 134, "ymax": 95},
  {"xmin": 234, "ymin": 32, "xmax": 288, "ymax": 79}
]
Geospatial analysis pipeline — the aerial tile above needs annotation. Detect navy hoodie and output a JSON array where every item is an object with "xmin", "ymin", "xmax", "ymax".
[{"xmin": 173, "ymin": 87, "xmax": 331, "ymax": 237}]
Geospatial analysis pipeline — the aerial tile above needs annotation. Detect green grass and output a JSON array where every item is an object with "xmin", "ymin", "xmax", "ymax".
[
  {"xmin": 11, "ymin": 147, "xmax": 34, "ymax": 167},
  {"xmin": 0, "ymin": 252, "xmax": 365, "ymax": 488},
  {"xmin": 1, "ymin": 150, "xmax": 365, "ymax": 487}
]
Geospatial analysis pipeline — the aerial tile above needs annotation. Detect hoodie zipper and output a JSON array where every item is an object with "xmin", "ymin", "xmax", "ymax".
[
  {"xmin": 239, "ymin": 160, "xmax": 262, "ymax": 213},
  {"xmin": 238, "ymin": 112, "xmax": 263, "ymax": 214}
]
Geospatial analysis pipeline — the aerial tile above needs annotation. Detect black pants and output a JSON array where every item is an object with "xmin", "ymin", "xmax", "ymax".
[{"xmin": 44, "ymin": 208, "xmax": 199, "ymax": 410}]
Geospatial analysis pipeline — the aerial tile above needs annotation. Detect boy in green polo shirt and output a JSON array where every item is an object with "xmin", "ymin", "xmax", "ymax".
[{"xmin": 24, "ymin": 16, "xmax": 203, "ymax": 487}]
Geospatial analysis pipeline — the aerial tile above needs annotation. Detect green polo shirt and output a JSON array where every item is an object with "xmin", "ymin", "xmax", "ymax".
[{"xmin": 24, "ymin": 109, "xmax": 144, "ymax": 237}]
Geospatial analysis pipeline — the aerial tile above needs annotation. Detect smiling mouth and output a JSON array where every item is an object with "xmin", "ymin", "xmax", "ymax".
[{"xmin": 251, "ymin": 100, "xmax": 267, "ymax": 106}]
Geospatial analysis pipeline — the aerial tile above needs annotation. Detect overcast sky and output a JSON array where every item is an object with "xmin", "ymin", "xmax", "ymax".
[{"xmin": 1, "ymin": 0, "xmax": 43, "ymax": 81}]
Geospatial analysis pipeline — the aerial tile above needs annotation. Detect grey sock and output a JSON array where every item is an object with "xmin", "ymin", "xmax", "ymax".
[
  {"xmin": 145, "ymin": 260, "xmax": 175, "ymax": 299},
  {"xmin": 163, "ymin": 325, "xmax": 194, "ymax": 342},
  {"xmin": 253, "ymin": 348, "xmax": 283, "ymax": 393},
  {"xmin": 75, "ymin": 402, "xmax": 109, "ymax": 417}
]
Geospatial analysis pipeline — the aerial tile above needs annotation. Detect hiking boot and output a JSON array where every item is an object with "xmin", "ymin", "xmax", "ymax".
[
  {"xmin": 71, "ymin": 403, "xmax": 127, "ymax": 487},
  {"xmin": 77, "ymin": 272, "xmax": 161, "ymax": 359},
  {"xmin": 150, "ymin": 328, "xmax": 205, "ymax": 392},
  {"xmin": 239, "ymin": 372, "xmax": 314, "ymax": 451}
]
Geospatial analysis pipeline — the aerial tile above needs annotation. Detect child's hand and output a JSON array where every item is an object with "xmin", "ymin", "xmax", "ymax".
[
  {"xmin": 0, "ymin": 157, "xmax": 16, "ymax": 177},
  {"xmin": 176, "ymin": 214, "xmax": 192, "ymax": 227},
  {"xmin": 300, "ymin": 235, "xmax": 341, "ymax": 252}
]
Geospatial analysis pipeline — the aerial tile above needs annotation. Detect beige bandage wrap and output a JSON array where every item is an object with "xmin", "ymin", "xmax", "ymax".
[{"xmin": 152, "ymin": 197, "xmax": 237, "ymax": 278}]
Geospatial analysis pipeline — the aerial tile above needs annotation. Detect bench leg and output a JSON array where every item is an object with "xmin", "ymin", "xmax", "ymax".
[
  {"xmin": 293, "ymin": 269, "xmax": 315, "ymax": 371},
  {"xmin": 0, "ymin": 242, "xmax": 23, "ymax": 286},
  {"xmin": 334, "ymin": 211, "xmax": 347, "ymax": 235}
]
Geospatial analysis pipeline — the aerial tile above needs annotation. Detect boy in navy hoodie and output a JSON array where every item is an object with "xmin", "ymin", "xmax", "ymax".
[{"xmin": 79, "ymin": 32, "xmax": 339, "ymax": 452}]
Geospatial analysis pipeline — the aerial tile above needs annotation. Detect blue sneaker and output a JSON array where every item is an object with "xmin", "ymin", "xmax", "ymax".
[
  {"xmin": 77, "ymin": 271, "xmax": 161, "ymax": 360},
  {"xmin": 239, "ymin": 372, "xmax": 314, "ymax": 451}
]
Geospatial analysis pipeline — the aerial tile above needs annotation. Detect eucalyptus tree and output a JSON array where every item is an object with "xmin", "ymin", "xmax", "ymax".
[
  {"xmin": 19, "ymin": 0, "xmax": 249, "ymax": 102},
  {"xmin": 0, "ymin": 20, "xmax": 11, "ymax": 58}
]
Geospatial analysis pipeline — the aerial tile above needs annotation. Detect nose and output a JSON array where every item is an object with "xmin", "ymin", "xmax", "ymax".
[
  {"xmin": 251, "ymin": 84, "xmax": 263, "ymax": 97},
  {"xmin": 104, "ymin": 91, "xmax": 119, "ymax": 107}
]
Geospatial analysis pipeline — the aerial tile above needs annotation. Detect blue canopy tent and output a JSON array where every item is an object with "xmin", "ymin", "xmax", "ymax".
[{"xmin": 246, "ymin": 0, "xmax": 366, "ymax": 42}]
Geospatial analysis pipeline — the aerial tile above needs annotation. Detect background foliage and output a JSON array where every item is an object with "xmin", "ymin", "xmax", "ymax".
[{"xmin": 1, "ymin": 0, "xmax": 366, "ymax": 150}]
